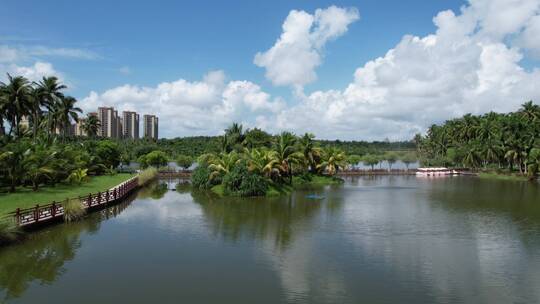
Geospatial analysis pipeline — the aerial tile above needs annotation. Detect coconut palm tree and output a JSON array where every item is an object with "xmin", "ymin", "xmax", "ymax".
[
  {"xmin": 0, "ymin": 92, "xmax": 6, "ymax": 136},
  {"xmin": 224, "ymin": 122, "xmax": 245, "ymax": 152},
  {"xmin": 55, "ymin": 96, "xmax": 81, "ymax": 138},
  {"xmin": 318, "ymin": 147, "xmax": 347, "ymax": 176},
  {"xmin": 298, "ymin": 133, "xmax": 322, "ymax": 173},
  {"xmin": 23, "ymin": 145, "xmax": 56, "ymax": 191},
  {"xmin": 82, "ymin": 114, "xmax": 101, "ymax": 138},
  {"xmin": 0, "ymin": 74, "xmax": 32, "ymax": 136},
  {"xmin": 207, "ymin": 152, "xmax": 240, "ymax": 181},
  {"xmin": 0, "ymin": 142, "xmax": 29, "ymax": 192},
  {"xmin": 244, "ymin": 148, "xmax": 280, "ymax": 178},
  {"xmin": 274, "ymin": 132, "xmax": 302, "ymax": 183},
  {"xmin": 34, "ymin": 76, "xmax": 66, "ymax": 138},
  {"xmin": 520, "ymin": 101, "xmax": 540, "ymax": 122}
]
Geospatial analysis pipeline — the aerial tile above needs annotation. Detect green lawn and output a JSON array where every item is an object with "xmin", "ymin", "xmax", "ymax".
[{"xmin": 0, "ymin": 174, "xmax": 134, "ymax": 216}]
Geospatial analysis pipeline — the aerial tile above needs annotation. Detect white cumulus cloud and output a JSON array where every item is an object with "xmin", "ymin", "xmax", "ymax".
[
  {"xmin": 262, "ymin": 0, "xmax": 540, "ymax": 140},
  {"xmin": 254, "ymin": 6, "xmax": 359, "ymax": 88},
  {"xmin": 1, "ymin": 61, "xmax": 62, "ymax": 82},
  {"xmin": 80, "ymin": 71, "xmax": 285, "ymax": 138}
]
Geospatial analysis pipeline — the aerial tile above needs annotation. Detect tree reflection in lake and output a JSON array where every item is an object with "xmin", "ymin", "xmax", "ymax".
[
  {"xmin": 191, "ymin": 185, "xmax": 344, "ymax": 251},
  {"xmin": 0, "ymin": 193, "xmax": 136, "ymax": 301},
  {"xmin": 137, "ymin": 180, "xmax": 168, "ymax": 200}
]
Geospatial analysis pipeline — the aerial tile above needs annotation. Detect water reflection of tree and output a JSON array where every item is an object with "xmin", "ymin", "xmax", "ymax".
[
  {"xmin": 0, "ymin": 193, "xmax": 136, "ymax": 301},
  {"xmin": 175, "ymin": 182, "xmax": 191, "ymax": 194},
  {"xmin": 191, "ymin": 189, "xmax": 343, "ymax": 251},
  {"xmin": 429, "ymin": 178, "xmax": 540, "ymax": 220},
  {"xmin": 427, "ymin": 178, "xmax": 540, "ymax": 243},
  {"xmin": 137, "ymin": 181, "xmax": 168, "ymax": 200}
]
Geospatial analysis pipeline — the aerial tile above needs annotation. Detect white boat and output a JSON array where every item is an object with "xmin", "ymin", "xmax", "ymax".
[{"xmin": 416, "ymin": 167, "xmax": 458, "ymax": 177}]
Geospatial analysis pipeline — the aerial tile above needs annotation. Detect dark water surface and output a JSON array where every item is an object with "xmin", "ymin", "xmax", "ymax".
[{"xmin": 1, "ymin": 176, "xmax": 540, "ymax": 304}]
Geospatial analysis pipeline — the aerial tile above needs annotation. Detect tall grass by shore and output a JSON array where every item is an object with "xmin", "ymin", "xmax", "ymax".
[
  {"xmin": 138, "ymin": 167, "xmax": 158, "ymax": 186},
  {"xmin": 63, "ymin": 198, "xmax": 86, "ymax": 222}
]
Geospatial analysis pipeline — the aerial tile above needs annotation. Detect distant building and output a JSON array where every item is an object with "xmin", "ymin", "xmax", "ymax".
[
  {"xmin": 143, "ymin": 114, "xmax": 158, "ymax": 140},
  {"xmin": 97, "ymin": 107, "xmax": 119, "ymax": 138},
  {"xmin": 74, "ymin": 118, "xmax": 86, "ymax": 136},
  {"xmin": 122, "ymin": 111, "xmax": 139, "ymax": 139},
  {"xmin": 116, "ymin": 115, "xmax": 123, "ymax": 139}
]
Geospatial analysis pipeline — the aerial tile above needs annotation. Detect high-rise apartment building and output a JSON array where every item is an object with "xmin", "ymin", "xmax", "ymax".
[
  {"xmin": 116, "ymin": 114, "xmax": 123, "ymax": 139},
  {"xmin": 97, "ymin": 107, "xmax": 119, "ymax": 138},
  {"xmin": 74, "ymin": 118, "xmax": 86, "ymax": 136},
  {"xmin": 143, "ymin": 114, "xmax": 158, "ymax": 140},
  {"xmin": 122, "ymin": 111, "xmax": 139, "ymax": 139}
]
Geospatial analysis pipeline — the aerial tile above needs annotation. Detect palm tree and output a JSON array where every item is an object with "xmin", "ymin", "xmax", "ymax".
[
  {"xmin": 224, "ymin": 123, "xmax": 245, "ymax": 152},
  {"xmin": 0, "ymin": 74, "xmax": 32, "ymax": 136},
  {"xmin": 244, "ymin": 148, "xmax": 280, "ymax": 178},
  {"xmin": 0, "ymin": 92, "xmax": 6, "ymax": 136},
  {"xmin": 318, "ymin": 147, "xmax": 347, "ymax": 175},
  {"xmin": 298, "ymin": 133, "xmax": 322, "ymax": 173},
  {"xmin": 520, "ymin": 101, "xmax": 540, "ymax": 122},
  {"xmin": 0, "ymin": 142, "xmax": 28, "ymax": 192},
  {"xmin": 34, "ymin": 76, "xmax": 66, "ymax": 138},
  {"xmin": 55, "ymin": 96, "xmax": 81, "ymax": 138},
  {"xmin": 274, "ymin": 132, "xmax": 302, "ymax": 183},
  {"xmin": 23, "ymin": 145, "xmax": 56, "ymax": 191},
  {"xmin": 463, "ymin": 144, "xmax": 480, "ymax": 168},
  {"xmin": 218, "ymin": 134, "xmax": 229, "ymax": 153},
  {"xmin": 207, "ymin": 152, "xmax": 240, "ymax": 181},
  {"xmin": 82, "ymin": 114, "xmax": 101, "ymax": 137}
]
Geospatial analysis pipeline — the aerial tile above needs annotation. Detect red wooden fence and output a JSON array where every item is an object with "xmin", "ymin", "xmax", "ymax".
[{"xmin": 10, "ymin": 176, "xmax": 139, "ymax": 227}]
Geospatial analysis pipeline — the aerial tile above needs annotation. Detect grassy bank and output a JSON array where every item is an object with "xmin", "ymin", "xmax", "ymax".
[
  {"xmin": 478, "ymin": 172, "xmax": 530, "ymax": 182},
  {"xmin": 0, "ymin": 173, "xmax": 134, "ymax": 216},
  {"xmin": 210, "ymin": 174, "xmax": 344, "ymax": 197}
]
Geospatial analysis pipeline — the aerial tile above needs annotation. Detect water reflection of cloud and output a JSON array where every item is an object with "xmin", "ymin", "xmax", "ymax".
[{"xmin": 115, "ymin": 191, "xmax": 204, "ymax": 234}]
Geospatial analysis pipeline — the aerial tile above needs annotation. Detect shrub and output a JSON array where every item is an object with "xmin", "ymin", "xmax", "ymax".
[
  {"xmin": 191, "ymin": 164, "xmax": 220, "ymax": 189},
  {"xmin": 293, "ymin": 172, "xmax": 313, "ymax": 185},
  {"xmin": 66, "ymin": 168, "xmax": 89, "ymax": 185},
  {"xmin": 144, "ymin": 151, "xmax": 169, "ymax": 168},
  {"xmin": 138, "ymin": 167, "xmax": 158, "ymax": 186},
  {"xmin": 176, "ymin": 155, "xmax": 193, "ymax": 170},
  {"xmin": 137, "ymin": 155, "xmax": 148, "ymax": 169},
  {"xmin": 222, "ymin": 163, "xmax": 268, "ymax": 196},
  {"xmin": 63, "ymin": 198, "xmax": 86, "ymax": 222},
  {"xmin": 0, "ymin": 217, "xmax": 21, "ymax": 244},
  {"xmin": 96, "ymin": 140, "xmax": 122, "ymax": 169}
]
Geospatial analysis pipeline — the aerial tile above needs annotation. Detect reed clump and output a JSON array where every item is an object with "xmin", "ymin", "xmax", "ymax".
[
  {"xmin": 138, "ymin": 167, "xmax": 158, "ymax": 186},
  {"xmin": 63, "ymin": 198, "xmax": 86, "ymax": 222}
]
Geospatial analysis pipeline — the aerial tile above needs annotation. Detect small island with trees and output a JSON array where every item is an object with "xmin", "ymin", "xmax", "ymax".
[{"xmin": 191, "ymin": 124, "xmax": 347, "ymax": 197}]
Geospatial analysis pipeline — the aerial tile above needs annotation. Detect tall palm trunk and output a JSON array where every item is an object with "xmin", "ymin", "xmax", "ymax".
[{"xmin": 32, "ymin": 111, "xmax": 39, "ymax": 139}]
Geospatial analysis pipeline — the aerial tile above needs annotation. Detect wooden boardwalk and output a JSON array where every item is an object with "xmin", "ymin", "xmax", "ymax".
[{"xmin": 10, "ymin": 176, "xmax": 139, "ymax": 227}]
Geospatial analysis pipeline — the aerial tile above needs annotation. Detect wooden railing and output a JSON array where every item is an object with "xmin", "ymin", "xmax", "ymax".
[
  {"xmin": 338, "ymin": 169, "xmax": 417, "ymax": 175},
  {"xmin": 10, "ymin": 176, "xmax": 139, "ymax": 227}
]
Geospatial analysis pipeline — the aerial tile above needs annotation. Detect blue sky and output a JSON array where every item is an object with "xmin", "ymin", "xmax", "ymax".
[
  {"xmin": 1, "ymin": 0, "xmax": 463, "ymax": 96},
  {"xmin": 2, "ymin": 0, "xmax": 540, "ymax": 139}
]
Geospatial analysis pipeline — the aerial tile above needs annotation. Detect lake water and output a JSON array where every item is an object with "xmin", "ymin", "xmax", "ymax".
[{"xmin": 1, "ymin": 176, "xmax": 540, "ymax": 304}]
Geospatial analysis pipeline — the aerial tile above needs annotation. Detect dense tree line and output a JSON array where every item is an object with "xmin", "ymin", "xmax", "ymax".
[
  {"xmin": 153, "ymin": 133, "xmax": 414, "ymax": 158},
  {"xmin": 416, "ymin": 102, "xmax": 540, "ymax": 177},
  {"xmin": 0, "ymin": 72, "xmax": 418, "ymax": 194},
  {"xmin": 0, "ymin": 74, "xmax": 122, "ymax": 192}
]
